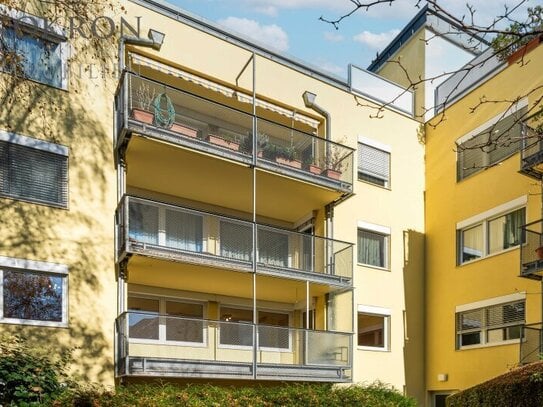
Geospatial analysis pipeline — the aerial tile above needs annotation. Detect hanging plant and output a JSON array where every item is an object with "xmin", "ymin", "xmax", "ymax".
[{"xmin": 152, "ymin": 93, "xmax": 176, "ymax": 129}]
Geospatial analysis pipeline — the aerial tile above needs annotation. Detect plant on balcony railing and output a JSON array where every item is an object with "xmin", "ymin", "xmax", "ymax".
[
  {"xmin": 132, "ymin": 82, "xmax": 156, "ymax": 124},
  {"xmin": 319, "ymin": 137, "xmax": 349, "ymax": 180},
  {"xmin": 258, "ymin": 135, "xmax": 301, "ymax": 169}
]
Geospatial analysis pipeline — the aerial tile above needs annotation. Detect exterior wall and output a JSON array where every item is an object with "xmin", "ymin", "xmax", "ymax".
[
  {"xmin": 425, "ymin": 44, "xmax": 543, "ymax": 396},
  {"xmin": 0, "ymin": 4, "xmax": 117, "ymax": 384}
]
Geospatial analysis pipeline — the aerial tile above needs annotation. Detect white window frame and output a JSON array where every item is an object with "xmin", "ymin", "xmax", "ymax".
[
  {"xmin": 357, "ymin": 221, "xmax": 391, "ymax": 270},
  {"xmin": 357, "ymin": 305, "xmax": 391, "ymax": 352},
  {"xmin": 457, "ymin": 197, "xmax": 527, "ymax": 265},
  {"xmin": 126, "ymin": 293, "xmax": 208, "ymax": 348},
  {"xmin": 357, "ymin": 136, "xmax": 391, "ymax": 189},
  {"xmin": 0, "ymin": 5, "xmax": 69, "ymax": 90},
  {"xmin": 0, "ymin": 131, "xmax": 69, "ymax": 208},
  {"xmin": 455, "ymin": 293, "xmax": 526, "ymax": 350},
  {"xmin": 0, "ymin": 255, "xmax": 68, "ymax": 327}
]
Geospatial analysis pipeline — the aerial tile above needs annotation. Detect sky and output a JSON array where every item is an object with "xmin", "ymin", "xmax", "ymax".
[{"xmin": 167, "ymin": 0, "xmax": 538, "ymax": 79}]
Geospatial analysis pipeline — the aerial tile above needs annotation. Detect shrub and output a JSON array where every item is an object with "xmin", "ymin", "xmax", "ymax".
[
  {"xmin": 447, "ymin": 361, "xmax": 543, "ymax": 407},
  {"xmin": 0, "ymin": 334, "xmax": 72, "ymax": 406}
]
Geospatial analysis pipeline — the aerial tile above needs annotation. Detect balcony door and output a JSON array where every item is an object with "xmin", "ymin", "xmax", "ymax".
[
  {"xmin": 258, "ymin": 228, "xmax": 289, "ymax": 267},
  {"xmin": 220, "ymin": 220, "xmax": 253, "ymax": 262}
]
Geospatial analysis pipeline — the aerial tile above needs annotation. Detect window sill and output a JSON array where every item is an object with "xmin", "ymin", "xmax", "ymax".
[
  {"xmin": 457, "ymin": 338, "xmax": 520, "ymax": 351},
  {"xmin": 0, "ymin": 319, "xmax": 68, "ymax": 328},
  {"xmin": 357, "ymin": 263, "xmax": 390, "ymax": 272},
  {"xmin": 458, "ymin": 245, "xmax": 519, "ymax": 267},
  {"xmin": 357, "ymin": 346, "xmax": 390, "ymax": 352},
  {"xmin": 357, "ymin": 178, "xmax": 391, "ymax": 191}
]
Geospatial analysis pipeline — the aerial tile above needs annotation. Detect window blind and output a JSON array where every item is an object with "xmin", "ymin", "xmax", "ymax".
[
  {"xmin": 0, "ymin": 140, "xmax": 68, "ymax": 207},
  {"xmin": 358, "ymin": 143, "xmax": 390, "ymax": 184}
]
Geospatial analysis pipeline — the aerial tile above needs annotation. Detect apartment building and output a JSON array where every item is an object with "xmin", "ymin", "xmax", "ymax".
[{"xmin": 0, "ymin": 0, "xmax": 425, "ymax": 401}]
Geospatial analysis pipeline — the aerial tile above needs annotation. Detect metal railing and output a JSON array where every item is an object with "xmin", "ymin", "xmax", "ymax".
[
  {"xmin": 115, "ymin": 73, "xmax": 354, "ymax": 192},
  {"xmin": 116, "ymin": 312, "xmax": 352, "ymax": 380},
  {"xmin": 520, "ymin": 123, "xmax": 543, "ymax": 178},
  {"xmin": 520, "ymin": 220, "xmax": 543, "ymax": 279},
  {"xmin": 116, "ymin": 196, "xmax": 353, "ymax": 284},
  {"xmin": 520, "ymin": 324, "xmax": 543, "ymax": 364}
]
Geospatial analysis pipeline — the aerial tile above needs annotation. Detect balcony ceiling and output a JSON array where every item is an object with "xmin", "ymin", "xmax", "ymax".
[{"xmin": 126, "ymin": 136, "xmax": 342, "ymax": 223}]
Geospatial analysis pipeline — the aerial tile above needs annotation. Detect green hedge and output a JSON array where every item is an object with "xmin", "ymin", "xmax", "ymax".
[
  {"xmin": 54, "ymin": 382, "xmax": 417, "ymax": 407},
  {"xmin": 447, "ymin": 361, "xmax": 543, "ymax": 407}
]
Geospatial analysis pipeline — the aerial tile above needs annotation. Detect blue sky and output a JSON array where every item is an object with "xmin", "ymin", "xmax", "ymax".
[{"xmin": 167, "ymin": 0, "xmax": 537, "ymax": 79}]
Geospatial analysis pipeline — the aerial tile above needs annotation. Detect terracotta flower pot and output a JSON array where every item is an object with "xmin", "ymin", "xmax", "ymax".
[
  {"xmin": 171, "ymin": 123, "xmax": 198, "ymax": 138},
  {"xmin": 309, "ymin": 164, "xmax": 322, "ymax": 175},
  {"xmin": 322, "ymin": 168, "xmax": 342, "ymax": 180},
  {"xmin": 132, "ymin": 108, "xmax": 154, "ymax": 124},
  {"xmin": 535, "ymin": 246, "xmax": 543, "ymax": 260},
  {"xmin": 276, "ymin": 157, "xmax": 302, "ymax": 169},
  {"xmin": 207, "ymin": 134, "xmax": 240, "ymax": 151}
]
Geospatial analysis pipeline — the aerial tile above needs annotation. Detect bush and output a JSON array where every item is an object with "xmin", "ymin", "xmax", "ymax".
[
  {"xmin": 0, "ymin": 334, "xmax": 72, "ymax": 406},
  {"xmin": 447, "ymin": 361, "xmax": 543, "ymax": 407},
  {"xmin": 55, "ymin": 382, "xmax": 417, "ymax": 407}
]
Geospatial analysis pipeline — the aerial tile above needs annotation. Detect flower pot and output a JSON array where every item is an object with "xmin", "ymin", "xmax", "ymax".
[
  {"xmin": 276, "ymin": 157, "xmax": 302, "ymax": 169},
  {"xmin": 322, "ymin": 168, "xmax": 342, "ymax": 180},
  {"xmin": 507, "ymin": 36, "xmax": 542, "ymax": 65},
  {"xmin": 131, "ymin": 108, "xmax": 154, "ymax": 124},
  {"xmin": 171, "ymin": 123, "xmax": 198, "ymax": 138},
  {"xmin": 309, "ymin": 164, "xmax": 322, "ymax": 175},
  {"xmin": 207, "ymin": 134, "xmax": 240, "ymax": 151},
  {"xmin": 536, "ymin": 246, "xmax": 543, "ymax": 260}
]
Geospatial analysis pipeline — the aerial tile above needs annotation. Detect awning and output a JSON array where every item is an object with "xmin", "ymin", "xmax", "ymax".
[{"xmin": 129, "ymin": 53, "xmax": 320, "ymax": 129}]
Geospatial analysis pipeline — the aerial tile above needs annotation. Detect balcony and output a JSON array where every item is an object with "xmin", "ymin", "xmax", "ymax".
[
  {"xmin": 520, "ymin": 123, "xmax": 543, "ymax": 179},
  {"xmin": 116, "ymin": 196, "xmax": 353, "ymax": 286},
  {"xmin": 115, "ymin": 312, "xmax": 351, "ymax": 382},
  {"xmin": 115, "ymin": 73, "xmax": 354, "ymax": 195},
  {"xmin": 520, "ymin": 324, "xmax": 543, "ymax": 364},
  {"xmin": 520, "ymin": 220, "xmax": 543, "ymax": 280}
]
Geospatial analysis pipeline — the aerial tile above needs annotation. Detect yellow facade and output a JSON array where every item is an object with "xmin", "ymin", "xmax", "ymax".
[{"xmin": 424, "ymin": 43, "xmax": 543, "ymax": 401}]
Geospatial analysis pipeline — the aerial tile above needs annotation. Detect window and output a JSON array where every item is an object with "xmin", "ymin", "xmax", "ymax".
[
  {"xmin": 457, "ymin": 107, "xmax": 526, "ymax": 180},
  {"xmin": 358, "ymin": 229, "xmax": 389, "ymax": 269},
  {"xmin": 458, "ymin": 206, "xmax": 525, "ymax": 264},
  {"xmin": 127, "ymin": 295, "xmax": 205, "ymax": 344},
  {"xmin": 1, "ymin": 8, "xmax": 68, "ymax": 90},
  {"xmin": 358, "ymin": 143, "xmax": 390, "ymax": 187},
  {"xmin": 0, "ymin": 256, "xmax": 68, "ymax": 327},
  {"xmin": 456, "ymin": 300, "xmax": 525, "ymax": 348},
  {"xmin": 258, "ymin": 311, "xmax": 290, "ymax": 349},
  {"xmin": 358, "ymin": 312, "xmax": 389, "ymax": 350},
  {"xmin": 0, "ymin": 134, "xmax": 68, "ymax": 208}
]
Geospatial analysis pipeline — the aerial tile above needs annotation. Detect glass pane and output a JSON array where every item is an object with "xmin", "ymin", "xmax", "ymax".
[
  {"xmin": 127, "ymin": 297, "xmax": 159, "ymax": 340},
  {"xmin": 129, "ymin": 202, "xmax": 159, "ymax": 245},
  {"xmin": 358, "ymin": 143, "xmax": 390, "ymax": 186},
  {"xmin": 258, "ymin": 229, "xmax": 289, "ymax": 267},
  {"xmin": 220, "ymin": 221, "xmax": 252, "ymax": 261},
  {"xmin": 166, "ymin": 301, "xmax": 204, "ymax": 343},
  {"xmin": 358, "ymin": 313, "xmax": 385, "ymax": 347},
  {"xmin": 357, "ymin": 229, "xmax": 387, "ymax": 268},
  {"xmin": 3, "ymin": 270, "xmax": 63, "ymax": 322},
  {"xmin": 220, "ymin": 307, "xmax": 253, "ymax": 347},
  {"xmin": 258, "ymin": 311, "xmax": 289, "ymax": 349},
  {"xmin": 461, "ymin": 224, "xmax": 483, "ymax": 262},
  {"xmin": 165, "ymin": 209, "xmax": 203, "ymax": 251},
  {"xmin": 488, "ymin": 208, "xmax": 525, "ymax": 254},
  {"xmin": 460, "ymin": 332, "xmax": 480, "ymax": 346},
  {"xmin": 460, "ymin": 309, "xmax": 483, "ymax": 330}
]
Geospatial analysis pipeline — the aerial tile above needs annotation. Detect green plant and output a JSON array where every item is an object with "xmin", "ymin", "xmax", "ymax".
[
  {"xmin": 320, "ymin": 137, "xmax": 348, "ymax": 172},
  {"xmin": 0, "ymin": 334, "xmax": 72, "ymax": 406},
  {"xmin": 491, "ymin": 6, "xmax": 543, "ymax": 61}
]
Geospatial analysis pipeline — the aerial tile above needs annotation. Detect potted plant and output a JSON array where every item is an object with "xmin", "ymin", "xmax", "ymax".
[
  {"xmin": 536, "ymin": 246, "xmax": 543, "ymax": 260},
  {"xmin": 320, "ymin": 140, "xmax": 347, "ymax": 180},
  {"xmin": 207, "ymin": 126, "xmax": 240, "ymax": 151},
  {"xmin": 131, "ymin": 82, "xmax": 156, "ymax": 124},
  {"xmin": 275, "ymin": 145, "xmax": 302, "ymax": 169}
]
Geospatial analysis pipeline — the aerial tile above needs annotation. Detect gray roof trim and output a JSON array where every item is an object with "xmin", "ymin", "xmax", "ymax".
[{"xmin": 129, "ymin": 0, "xmax": 351, "ymax": 92}]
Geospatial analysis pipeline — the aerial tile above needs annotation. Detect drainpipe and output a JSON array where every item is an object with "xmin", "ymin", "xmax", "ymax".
[{"xmin": 302, "ymin": 91, "xmax": 331, "ymax": 142}]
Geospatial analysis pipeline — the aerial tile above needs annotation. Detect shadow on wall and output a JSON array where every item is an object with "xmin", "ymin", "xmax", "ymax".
[
  {"xmin": 403, "ymin": 229, "xmax": 425, "ymax": 406},
  {"xmin": 0, "ymin": 55, "xmax": 117, "ymax": 382}
]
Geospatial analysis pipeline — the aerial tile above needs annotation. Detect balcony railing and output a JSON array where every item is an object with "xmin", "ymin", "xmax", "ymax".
[
  {"xmin": 115, "ymin": 312, "xmax": 352, "ymax": 381},
  {"xmin": 520, "ymin": 324, "xmax": 543, "ymax": 364},
  {"xmin": 117, "ymin": 196, "xmax": 353, "ymax": 285},
  {"xmin": 520, "ymin": 220, "xmax": 543, "ymax": 280},
  {"xmin": 520, "ymin": 122, "xmax": 543, "ymax": 179},
  {"xmin": 115, "ymin": 72, "xmax": 354, "ymax": 193}
]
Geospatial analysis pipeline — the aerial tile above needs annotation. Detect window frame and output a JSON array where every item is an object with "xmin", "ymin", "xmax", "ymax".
[
  {"xmin": 0, "ymin": 256, "xmax": 68, "ymax": 328},
  {"xmin": 456, "ymin": 298, "xmax": 525, "ymax": 350},
  {"xmin": 457, "ymin": 204, "xmax": 526, "ymax": 265},
  {"xmin": 357, "ymin": 305, "xmax": 391, "ymax": 352},
  {"xmin": 357, "ymin": 222, "xmax": 391, "ymax": 270},
  {"xmin": 126, "ymin": 293, "xmax": 208, "ymax": 347},
  {"xmin": 0, "ymin": 5, "xmax": 69, "ymax": 90},
  {"xmin": 0, "ymin": 131, "xmax": 69, "ymax": 209},
  {"xmin": 357, "ymin": 139, "xmax": 391, "ymax": 189}
]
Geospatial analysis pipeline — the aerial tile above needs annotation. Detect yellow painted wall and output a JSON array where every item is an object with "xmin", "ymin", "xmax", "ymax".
[
  {"xmin": 425, "ymin": 44, "xmax": 543, "ymax": 394},
  {"xmin": 0, "ymin": 3, "xmax": 118, "ymax": 384}
]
